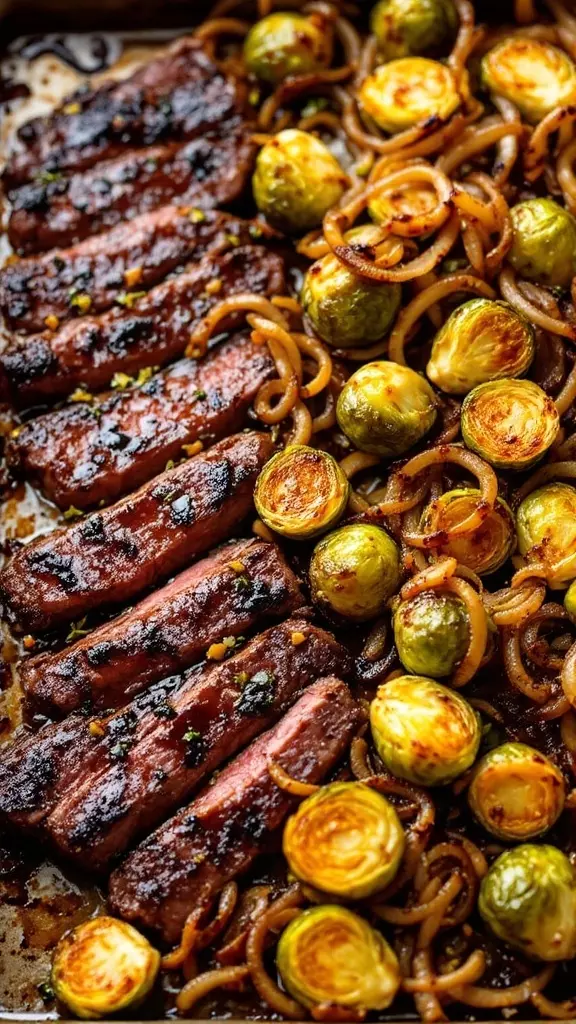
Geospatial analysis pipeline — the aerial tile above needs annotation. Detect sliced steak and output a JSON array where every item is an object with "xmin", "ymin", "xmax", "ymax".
[
  {"xmin": 0, "ymin": 246, "xmax": 284, "ymax": 404},
  {"xmin": 3, "ymin": 39, "xmax": 249, "ymax": 190},
  {"xmin": 6, "ymin": 334, "xmax": 274, "ymax": 509},
  {"xmin": 0, "ymin": 432, "xmax": 273, "ymax": 633},
  {"xmin": 0, "ymin": 619, "xmax": 349, "ymax": 869},
  {"xmin": 20, "ymin": 538, "xmax": 304, "ymax": 717},
  {"xmin": 0, "ymin": 208, "xmax": 270, "ymax": 334},
  {"xmin": 7, "ymin": 130, "xmax": 255, "ymax": 254},
  {"xmin": 109, "ymin": 678, "xmax": 361, "ymax": 943}
]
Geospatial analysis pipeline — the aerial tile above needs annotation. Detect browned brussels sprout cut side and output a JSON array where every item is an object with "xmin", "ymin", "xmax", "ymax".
[
  {"xmin": 461, "ymin": 379, "xmax": 559, "ymax": 470},
  {"xmin": 482, "ymin": 38, "xmax": 576, "ymax": 124},
  {"xmin": 254, "ymin": 444, "xmax": 349, "ymax": 540}
]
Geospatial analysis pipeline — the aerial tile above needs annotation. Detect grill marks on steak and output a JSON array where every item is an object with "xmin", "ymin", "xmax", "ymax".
[
  {"xmin": 0, "ymin": 247, "xmax": 284, "ymax": 404},
  {"xmin": 20, "ymin": 538, "xmax": 304, "ymax": 717},
  {"xmin": 109, "ymin": 678, "xmax": 361, "ymax": 943},
  {"xmin": 0, "ymin": 620, "xmax": 349, "ymax": 869},
  {"xmin": 0, "ymin": 209, "xmax": 270, "ymax": 334},
  {"xmin": 6, "ymin": 335, "xmax": 274, "ymax": 509},
  {"xmin": 7, "ymin": 130, "xmax": 256, "ymax": 254},
  {"xmin": 0, "ymin": 432, "xmax": 273, "ymax": 633},
  {"xmin": 3, "ymin": 39, "xmax": 249, "ymax": 190}
]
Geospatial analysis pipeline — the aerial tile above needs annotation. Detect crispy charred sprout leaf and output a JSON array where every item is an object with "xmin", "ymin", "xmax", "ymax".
[
  {"xmin": 420, "ymin": 488, "xmax": 516, "ymax": 575},
  {"xmin": 337, "ymin": 360, "xmax": 437, "ymax": 456},
  {"xmin": 243, "ymin": 12, "xmax": 332, "ymax": 84},
  {"xmin": 283, "ymin": 781, "xmax": 405, "ymax": 898},
  {"xmin": 301, "ymin": 226, "xmax": 401, "ymax": 349},
  {"xmin": 310, "ymin": 523, "xmax": 401, "ymax": 621},
  {"xmin": 481, "ymin": 38, "xmax": 576, "ymax": 124},
  {"xmin": 254, "ymin": 444, "xmax": 349, "ymax": 539},
  {"xmin": 252, "ymin": 129, "xmax": 347, "ymax": 233},
  {"xmin": 370, "ymin": 675, "xmax": 481, "ymax": 786},
  {"xmin": 509, "ymin": 198, "xmax": 576, "ymax": 289},
  {"xmin": 468, "ymin": 742, "xmax": 566, "ymax": 841},
  {"xmin": 479, "ymin": 844, "xmax": 576, "ymax": 961},
  {"xmin": 516, "ymin": 482, "xmax": 576, "ymax": 588},
  {"xmin": 277, "ymin": 905, "xmax": 401, "ymax": 1012},
  {"xmin": 427, "ymin": 299, "xmax": 535, "ymax": 395},
  {"xmin": 51, "ymin": 916, "xmax": 160, "ymax": 1019},
  {"xmin": 393, "ymin": 590, "xmax": 470, "ymax": 678},
  {"xmin": 461, "ymin": 378, "xmax": 559, "ymax": 470},
  {"xmin": 358, "ymin": 57, "xmax": 460, "ymax": 133},
  {"xmin": 370, "ymin": 0, "xmax": 457, "ymax": 60}
]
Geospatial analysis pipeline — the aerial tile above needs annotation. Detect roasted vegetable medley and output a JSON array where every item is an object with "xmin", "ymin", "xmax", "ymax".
[{"xmin": 3, "ymin": 0, "xmax": 576, "ymax": 1021}]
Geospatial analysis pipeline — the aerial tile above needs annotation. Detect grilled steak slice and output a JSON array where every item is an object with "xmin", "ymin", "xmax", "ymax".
[
  {"xmin": 0, "ymin": 246, "xmax": 284, "ymax": 404},
  {"xmin": 20, "ymin": 538, "xmax": 304, "ymax": 717},
  {"xmin": 109, "ymin": 678, "xmax": 361, "ymax": 943},
  {"xmin": 0, "ymin": 432, "xmax": 273, "ymax": 633},
  {"xmin": 7, "ymin": 130, "xmax": 255, "ymax": 255},
  {"xmin": 6, "ymin": 334, "xmax": 274, "ymax": 510},
  {"xmin": 8, "ymin": 620, "xmax": 348, "ymax": 869},
  {"xmin": 0, "ymin": 208, "xmax": 269, "ymax": 334},
  {"xmin": 3, "ymin": 39, "xmax": 248, "ymax": 190}
]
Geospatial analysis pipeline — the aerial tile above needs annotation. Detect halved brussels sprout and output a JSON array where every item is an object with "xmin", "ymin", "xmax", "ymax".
[
  {"xmin": 301, "ymin": 227, "xmax": 401, "ymax": 349},
  {"xmin": 277, "ymin": 905, "xmax": 401, "ymax": 1012},
  {"xmin": 517, "ymin": 482, "xmax": 576, "ymax": 588},
  {"xmin": 426, "ymin": 299, "xmax": 535, "ymax": 395},
  {"xmin": 369, "ymin": 183, "xmax": 437, "ymax": 227},
  {"xmin": 358, "ymin": 57, "xmax": 460, "ymax": 134},
  {"xmin": 51, "ymin": 916, "xmax": 160, "ymax": 1019},
  {"xmin": 336, "ymin": 361, "xmax": 437, "ymax": 457},
  {"xmin": 468, "ymin": 742, "xmax": 566, "ymax": 842},
  {"xmin": 253, "ymin": 129, "xmax": 347, "ymax": 234},
  {"xmin": 393, "ymin": 590, "xmax": 470, "ymax": 678},
  {"xmin": 461, "ymin": 379, "xmax": 559, "ymax": 471},
  {"xmin": 371, "ymin": 0, "xmax": 458, "ymax": 61},
  {"xmin": 479, "ymin": 845, "xmax": 576, "ymax": 961},
  {"xmin": 420, "ymin": 488, "xmax": 516, "ymax": 575},
  {"xmin": 564, "ymin": 579, "xmax": 576, "ymax": 621},
  {"xmin": 254, "ymin": 445, "xmax": 349, "ymax": 540},
  {"xmin": 243, "ymin": 12, "xmax": 332, "ymax": 85},
  {"xmin": 509, "ymin": 198, "xmax": 576, "ymax": 290},
  {"xmin": 283, "ymin": 781, "xmax": 405, "ymax": 898},
  {"xmin": 310, "ymin": 523, "xmax": 401, "ymax": 622},
  {"xmin": 481, "ymin": 38, "xmax": 576, "ymax": 124},
  {"xmin": 370, "ymin": 676, "xmax": 481, "ymax": 786}
]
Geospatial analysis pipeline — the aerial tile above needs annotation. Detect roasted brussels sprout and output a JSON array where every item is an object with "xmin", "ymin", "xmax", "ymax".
[
  {"xmin": 358, "ymin": 57, "xmax": 460, "ymax": 134},
  {"xmin": 564, "ymin": 579, "xmax": 576, "ymax": 621},
  {"xmin": 51, "ymin": 916, "xmax": 160, "ymax": 1019},
  {"xmin": 336, "ymin": 361, "xmax": 437, "ymax": 457},
  {"xmin": 310, "ymin": 523, "xmax": 401, "ymax": 622},
  {"xmin": 277, "ymin": 905, "xmax": 401, "ymax": 1012},
  {"xmin": 516, "ymin": 482, "xmax": 576, "ymax": 588},
  {"xmin": 461, "ymin": 379, "xmax": 559, "ymax": 470},
  {"xmin": 243, "ymin": 12, "xmax": 332, "ymax": 85},
  {"xmin": 426, "ymin": 299, "xmax": 535, "ymax": 395},
  {"xmin": 301, "ymin": 228, "xmax": 401, "ymax": 349},
  {"xmin": 254, "ymin": 445, "xmax": 349, "ymax": 540},
  {"xmin": 253, "ymin": 129, "xmax": 347, "ymax": 234},
  {"xmin": 481, "ymin": 38, "xmax": 576, "ymax": 124},
  {"xmin": 283, "ymin": 781, "xmax": 405, "ymax": 898},
  {"xmin": 370, "ymin": 676, "xmax": 481, "ymax": 786},
  {"xmin": 479, "ymin": 845, "xmax": 576, "ymax": 961},
  {"xmin": 393, "ymin": 590, "xmax": 470, "ymax": 678},
  {"xmin": 420, "ymin": 488, "xmax": 516, "ymax": 575},
  {"xmin": 509, "ymin": 198, "xmax": 576, "ymax": 290},
  {"xmin": 371, "ymin": 0, "xmax": 457, "ymax": 61},
  {"xmin": 468, "ymin": 742, "xmax": 566, "ymax": 842}
]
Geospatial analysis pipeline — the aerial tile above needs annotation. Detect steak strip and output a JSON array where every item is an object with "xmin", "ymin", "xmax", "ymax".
[
  {"xmin": 20, "ymin": 538, "xmax": 304, "ymax": 717},
  {"xmin": 1, "ymin": 246, "xmax": 284, "ymax": 404},
  {"xmin": 0, "ymin": 432, "xmax": 273, "ymax": 633},
  {"xmin": 0, "ymin": 208, "xmax": 271, "ymax": 334},
  {"xmin": 7, "ymin": 130, "xmax": 255, "ymax": 255},
  {"xmin": 109, "ymin": 677, "xmax": 361, "ymax": 944},
  {"xmin": 0, "ymin": 619, "xmax": 349, "ymax": 870},
  {"xmin": 3, "ymin": 39, "xmax": 249, "ymax": 190},
  {"xmin": 6, "ymin": 334, "xmax": 274, "ymax": 510}
]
